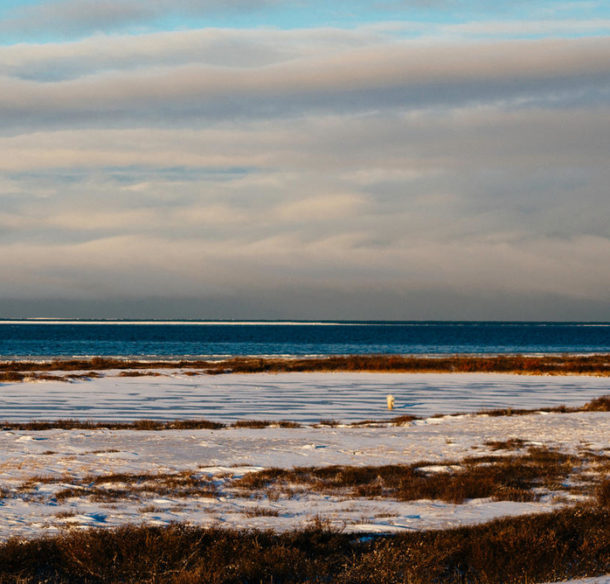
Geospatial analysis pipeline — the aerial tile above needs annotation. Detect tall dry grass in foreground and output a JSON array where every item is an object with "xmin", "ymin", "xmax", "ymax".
[{"xmin": 0, "ymin": 507, "xmax": 607, "ymax": 583}]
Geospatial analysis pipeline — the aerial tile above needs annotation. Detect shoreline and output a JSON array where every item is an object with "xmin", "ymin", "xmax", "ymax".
[{"xmin": 2, "ymin": 353, "xmax": 610, "ymax": 380}]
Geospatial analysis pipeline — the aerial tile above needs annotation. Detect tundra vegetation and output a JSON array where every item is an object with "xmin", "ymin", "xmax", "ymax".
[
  {"xmin": 0, "ymin": 506, "xmax": 608, "ymax": 583},
  {"xmin": 2, "ymin": 354, "xmax": 610, "ymax": 382}
]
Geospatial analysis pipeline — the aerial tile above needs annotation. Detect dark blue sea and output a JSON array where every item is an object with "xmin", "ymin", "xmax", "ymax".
[{"xmin": 0, "ymin": 320, "xmax": 609, "ymax": 359}]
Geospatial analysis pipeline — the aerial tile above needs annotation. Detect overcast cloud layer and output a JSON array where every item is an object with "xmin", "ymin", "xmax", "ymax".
[{"xmin": 1, "ymin": 2, "xmax": 609, "ymax": 319}]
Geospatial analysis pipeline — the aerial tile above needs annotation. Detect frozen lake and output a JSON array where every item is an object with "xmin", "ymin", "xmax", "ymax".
[{"xmin": 0, "ymin": 371, "xmax": 608, "ymax": 422}]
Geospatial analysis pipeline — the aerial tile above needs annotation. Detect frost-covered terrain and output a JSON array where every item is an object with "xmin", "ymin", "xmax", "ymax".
[
  {"xmin": 0, "ymin": 372, "xmax": 608, "ymax": 542},
  {"xmin": 1, "ymin": 412, "xmax": 607, "ymax": 540}
]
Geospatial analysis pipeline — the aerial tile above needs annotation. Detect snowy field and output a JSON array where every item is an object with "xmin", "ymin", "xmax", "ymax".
[
  {"xmin": 0, "ymin": 410, "xmax": 607, "ymax": 540},
  {"xmin": 1, "ymin": 371, "xmax": 609, "ymax": 421},
  {"xmin": 552, "ymin": 578, "xmax": 610, "ymax": 584},
  {"xmin": 0, "ymin": 371, "xmax": 608, "ymax": 543}
]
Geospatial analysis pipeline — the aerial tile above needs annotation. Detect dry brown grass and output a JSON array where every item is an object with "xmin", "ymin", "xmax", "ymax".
[
  {"xmin": 5, "ymin": 471, "xmax": 217, "ymax": 503},
  {"xmin": 583, "ymin": 395, "xmax": 610, "ymax": 411},
  {"xmin": 484, "ymin": 438, "xmax": 529, "ymax": 451},
  {"xmin": 243, "ymin": 506, "xmax": 281, "ymax": 517},
  {"xmin": 232, "ymin": 447, "xmax": 590, "ymax": 504},
  {"xmin": 390, "ymin": 414, "xmax": 418, "ymax": 425},
  {"xmin": 276, "ymin": 420, "xmax": 302, "ymax": 428},
  {"xmin": 316, "ymin": 419, "xmax": 341, "ymax": 427},
  {"xmin": 0, "ymin": 370, "xmax": 25, "ymax": 382},
  {"xmin": 230, "ymin": 420, "xmax": 303, "ymax": 429},
  {"xmin": 118, "ymin": 370, "xmax": 162, "ymax": 377},
  {"xmin": 2, "ymin": 353, "xmax": 610, "ymax": 377},
  {"xmin": 597, "ymin": 480, "xmax": 610, "ymax": 508},
  {"xmin": 0, "ymin": 419, "xmax": 225, "ymax": 431},
  {"xmin": 0, "ymin": 371, "xmax": 101, "ymax": 383},
  {"xmin": 52, "ymin": 471, "xmax": 217, "ymax": 502},
  {"xmin": 139, "ymin": 505, "xmax": 164, "ymax": 513},
  {"xmin": 231, "ymin": 419, "xmax": 275, "ymax": 429},
  {"xmin": 12, "ymin": 447, "xmax": 604, "ymax": 509},
  {"xmin": 0, "ymin": 507, "xmax": 607, "ymax": 583}
]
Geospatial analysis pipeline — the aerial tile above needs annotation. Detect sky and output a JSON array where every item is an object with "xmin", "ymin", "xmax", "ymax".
[{"xmin": 1, "ymin": 0, "xmax": 609, "ymax": 320}]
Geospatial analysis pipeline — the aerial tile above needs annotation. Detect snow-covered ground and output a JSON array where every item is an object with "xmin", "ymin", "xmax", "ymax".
[
  {"xmin": 1, "ymin": 371, "xmax": 609, "ymax": 421},
  {"xmin": 0, "ymin": 372, "xmax": 608, "ymax": 542},
  {"xmin": 547, "ymin": 578, "xmax": 610, "ymax": 584}
]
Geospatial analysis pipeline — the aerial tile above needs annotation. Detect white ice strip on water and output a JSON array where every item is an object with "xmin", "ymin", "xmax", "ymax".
[{"xmin": 0, "ymin": 372, "xmax": 609, "ymax": 422}]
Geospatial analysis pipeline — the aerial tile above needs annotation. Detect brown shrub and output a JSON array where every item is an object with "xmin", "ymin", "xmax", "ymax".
[
  {"xmin": 118, "ymin": 370, "xmax": 152, "ymax": 377},
  {"xmin": 234, "ymin": 448, "xmax": 576, "ymax": 504},
  {"xmin": 231, "ymin": 419, "xmax": 301, "ymax": 429},
  {"xmin": 49, "ymin": 471, "xmax": 218, "ymax": 502},
  {"xmin": 167, "ymin": 419, "xmax": 225, "ymax": 430},
  {"xmin": 243, "ymin": 507, "xmax": 281, "ymax": 517},
  {"xmin": 597, "ymin": 480, "xmax": 610, "ymax": 508},
  {"xmin": 0, "ymin": 419, "xmax": 225, "ymax": 431},
  {"xmin": 0, "ymin": 507, "xmax": 607, "ymax": 583},
  {"xmin": 276, "ymin": 420, "xmax": 302, "ymax": 428},
  {"xmin": 484, "ymin": 438, "xmax": 529, "ymax": 451},
  {"xmin": 132, "ymin": 419, "xmax": 165, "ymax": 430},
  {"xmin": 231, "ymin": 420, "xmax": 274, "ymax": 429},
  {"xmin": 0, "ymin": 371, "xmax": 25, "ymax": 382},
  {"xmin": 391, "ymin": 414, "xmax": 418, "ymax": 425},
  {"xmin": 583, "ymin": 395, "xmax": 610, "ymax": 412}
]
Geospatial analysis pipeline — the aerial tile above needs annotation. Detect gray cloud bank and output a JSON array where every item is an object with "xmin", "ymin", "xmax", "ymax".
[
  {"xmin": 1, "ymin": 29, "xmax": 609, "ymax": 319},
  {"xmin": 1, "ymin": 36, "xmax": 609, "ymax": 131}
]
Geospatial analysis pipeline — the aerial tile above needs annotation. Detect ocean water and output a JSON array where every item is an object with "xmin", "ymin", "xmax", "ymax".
[{"xmin": 0, "ymin": 320, "xmax": 609, "ymax": 359}]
